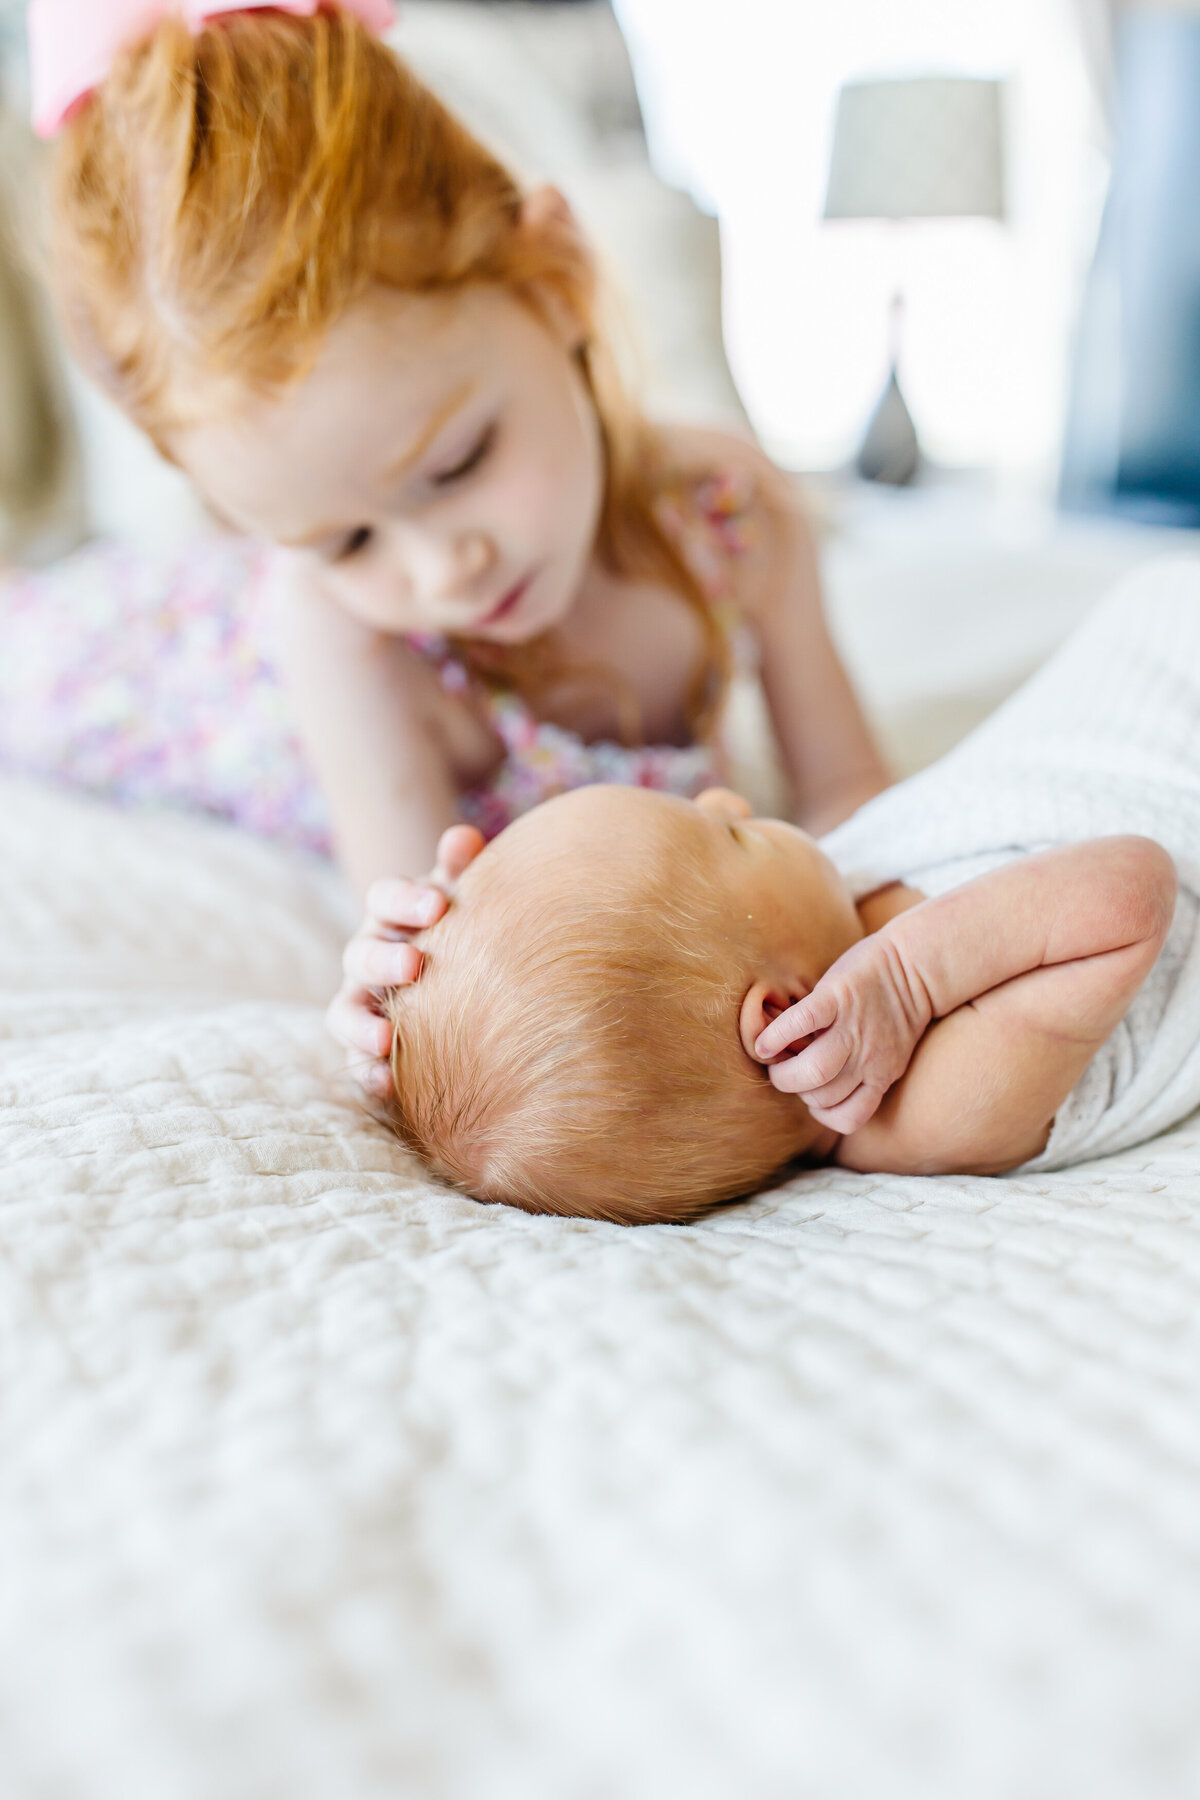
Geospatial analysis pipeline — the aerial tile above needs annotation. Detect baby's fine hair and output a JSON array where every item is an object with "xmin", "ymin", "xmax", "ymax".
[
  {"xmin": 385, "ymin": 823, "xmax": 813, "ymax": 1225},
  {"xmin": 48, "ymin": 6, "xmax": 727, "ymax": 727}
]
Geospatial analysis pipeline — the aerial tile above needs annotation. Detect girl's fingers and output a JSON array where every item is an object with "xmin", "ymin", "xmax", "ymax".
[
  {"xmin": 343, "ymin": 936, "xmax": 424, "ymax": 988},
  {"xmin": 343, "ymin": 1051, "xmax": 395, "ymax": 1103},
  {"xmin": 365, "ymin": 876, "xmax": 447, "ymax": 931},
  {"xmin": 326, "ymin": 988, "xmax": 394, "ymax": 1059},
  {"xmin": 364, "ymin": 1063, "xmax": 395, "ymax": 1102},
  {"xmin": 360, "ymin": 830, "xmax": 482, "ymax": 939},
  {"xmin": 434, "ymin": 824, "xmax": 486, "ymax": 884},
  {"xmin": 335, "ymin": 835, "xmax": 480, "ymax": 1095}
]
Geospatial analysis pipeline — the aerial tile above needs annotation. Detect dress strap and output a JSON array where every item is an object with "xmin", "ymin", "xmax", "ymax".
[{"xmin": 405, "ymin": 630, "xmax": 540, "ymax": 749}]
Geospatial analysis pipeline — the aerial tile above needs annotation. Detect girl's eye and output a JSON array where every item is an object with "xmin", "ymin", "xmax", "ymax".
[
  {"xmin": 334, "ymin": 526, "xmax": 374, "ymax": 562},
  {"xmin": 432, "ymin": 423, "xmax": 496, "ymax": 487}
]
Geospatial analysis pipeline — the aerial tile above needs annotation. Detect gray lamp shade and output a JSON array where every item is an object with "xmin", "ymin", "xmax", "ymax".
[{"xmin": 823, "ymin": 77, "xmax": 1006, "ymax": 222}]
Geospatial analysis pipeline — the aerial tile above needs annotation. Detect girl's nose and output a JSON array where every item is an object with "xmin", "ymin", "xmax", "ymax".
[
  {"xmin": 387, "ymin": 526, "xmax": 494, "ymax": 606},
  {"xmin": 433, "ymin": 532, "xmax": 496, "ymax": 619},
  {"xmin": 453, "ymin": 533, "xmax": 493, "ymax": 586}
]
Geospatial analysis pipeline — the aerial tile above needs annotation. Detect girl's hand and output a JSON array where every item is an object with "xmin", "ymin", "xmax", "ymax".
[
  {"xmin": 328, "ymin": 824, "xmax": 485, "ymax": 1102},
  {"xmin": 753, "ymin": 933, "xmax": 932, "ymax": 1134}
]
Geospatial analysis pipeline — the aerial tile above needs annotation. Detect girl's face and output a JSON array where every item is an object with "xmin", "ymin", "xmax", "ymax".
[{"xmin": 177, "ymin": 278, "xmax": 605, "ymax": 643}]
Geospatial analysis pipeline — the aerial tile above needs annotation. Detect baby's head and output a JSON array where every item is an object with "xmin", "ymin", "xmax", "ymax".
[{"xmin": 386, "ymin": 786, "xmax": 862, "ymax": 1224}]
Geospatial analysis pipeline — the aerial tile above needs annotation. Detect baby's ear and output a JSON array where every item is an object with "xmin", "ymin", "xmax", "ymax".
[{"xmin": 739, "ymin": 979, "xmax": 809, "ymax": 1063}]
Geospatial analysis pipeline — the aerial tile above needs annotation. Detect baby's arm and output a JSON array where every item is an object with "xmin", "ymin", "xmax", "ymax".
[
  {"xmin": 268, "ymin": 554, "xmax": 459, "ymax": 899},
  {"xmin": 757, "ymin": 837, "xmax": 1177, "ymax": 1174}
]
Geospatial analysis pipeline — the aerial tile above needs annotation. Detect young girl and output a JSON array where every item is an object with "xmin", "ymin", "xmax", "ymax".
[{"xmin": 21, "ymin": 0, "xmax": 887, "ymax": 1095}]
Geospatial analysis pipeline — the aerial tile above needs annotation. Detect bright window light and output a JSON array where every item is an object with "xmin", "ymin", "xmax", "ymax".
[{"xmin": 614, "ymin": 0, "xmax": 1106, "ymax": 480}]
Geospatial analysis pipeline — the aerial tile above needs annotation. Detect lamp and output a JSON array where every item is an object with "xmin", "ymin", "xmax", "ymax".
[{"xmin": 823, "ymin": 76, "xmax": 1006, "ymax": 484}]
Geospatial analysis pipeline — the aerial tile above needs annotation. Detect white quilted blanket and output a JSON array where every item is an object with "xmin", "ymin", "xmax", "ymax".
[{"xmin": 3, "ymin": 774, "xmax": 1199, "ymax": 1800}]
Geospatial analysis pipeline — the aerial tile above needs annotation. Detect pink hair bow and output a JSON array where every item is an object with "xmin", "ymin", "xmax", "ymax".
[{"xmin": 28, "ymin": 0, "xmax": 397, "ymax": 138}]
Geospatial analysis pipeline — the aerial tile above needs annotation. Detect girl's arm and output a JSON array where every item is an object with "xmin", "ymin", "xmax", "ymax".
[
  {"xmin": 756, "ymin": 837, "xmax": 1178, "ymax": 1173},
  {"xmin": 267, "ymin": 557, "xmax": 486, "ymax": 1100},
  {"xmin": 267, "ymin": 554, "xmax": 460, "ymax": 900},
  {"xmin": 746, "ymin": 458, "xmax": 890, "ymax": 832}
]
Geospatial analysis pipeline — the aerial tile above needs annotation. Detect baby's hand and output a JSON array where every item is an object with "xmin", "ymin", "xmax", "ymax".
[
  {"xmin": 328, "ymin": 824, "xmax": 485, "ymax": 1102},
  {"xmin": 753, "ymin": 932, "xmax": 933, "ymax": 1133}
]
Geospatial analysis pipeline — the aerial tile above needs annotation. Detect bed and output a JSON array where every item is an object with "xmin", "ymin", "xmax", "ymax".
[{"xmin": 3, "ymin": 765, "xmax": 1199, "ymax": 1800}]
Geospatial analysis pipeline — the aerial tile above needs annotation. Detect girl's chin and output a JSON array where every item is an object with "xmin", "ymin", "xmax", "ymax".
[{"xmin": 483, "ymin": 582, "xmax": 571, "ymax": 644}]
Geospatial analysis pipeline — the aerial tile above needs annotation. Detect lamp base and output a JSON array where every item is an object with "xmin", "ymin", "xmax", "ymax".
[{"xmin": 855, "ymin": 364, "xmax": 920, "ymax": 486}]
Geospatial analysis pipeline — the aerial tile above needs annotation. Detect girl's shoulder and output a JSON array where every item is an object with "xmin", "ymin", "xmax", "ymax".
[{"xmin": 651, "ymin": 423, "xmax": 813, "ymax": 619}]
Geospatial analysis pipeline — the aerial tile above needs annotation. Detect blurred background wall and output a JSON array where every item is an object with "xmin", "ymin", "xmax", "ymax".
[
  {"xmin": 615, "ymin": 0, "xmax": 1103, "ymax": 480},
  {"xmin": 6, "ymin": 0, "xmax": 1200, "ymax": 529},
  {"xmin": 0, "ymin": 0, "xmax": 748, "ymax": 555},
  {"xmin": 0, "ymin": 0, "xmax": 1158, "ymax": 529},
  {"xmin": 1060, "ymin": 1, "xmax": 1200, "ymax": 523}
]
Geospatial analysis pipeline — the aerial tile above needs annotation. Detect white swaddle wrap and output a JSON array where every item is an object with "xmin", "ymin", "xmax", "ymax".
[{"xmin": 821, "ymin": 558, "xmax": 1200, "ymax": 1171}]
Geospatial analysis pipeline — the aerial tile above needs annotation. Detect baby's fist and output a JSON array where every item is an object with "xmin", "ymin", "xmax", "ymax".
[{"xmin": 754, "ymin": 933, "xmax": 932, "ymax": 1133}]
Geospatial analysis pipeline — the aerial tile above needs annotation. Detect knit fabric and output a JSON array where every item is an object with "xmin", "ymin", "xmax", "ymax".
[{"xmin": 821, "ymin": 559, "xmax": 1200, "ymax": 1170}]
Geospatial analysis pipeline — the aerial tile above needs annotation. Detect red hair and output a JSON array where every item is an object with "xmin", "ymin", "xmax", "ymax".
[
  {"xmin": 385, "ymin": 798, "xmax": 816, "ymax": 1223},
  {"xmin": 48, "ymin": 9, "xmax": 729, "ymax": 731}
]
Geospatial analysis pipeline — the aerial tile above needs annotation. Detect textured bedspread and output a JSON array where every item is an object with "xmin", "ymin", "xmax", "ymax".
[{"xmin": 2, "ymin": 775, "xmax": 1199, "ymax": 1800}]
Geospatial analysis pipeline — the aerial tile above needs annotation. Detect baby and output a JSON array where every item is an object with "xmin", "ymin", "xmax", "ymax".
[{"xmin": 386, "ymin": 563, "xmax": 1200, "ymax": 1223}]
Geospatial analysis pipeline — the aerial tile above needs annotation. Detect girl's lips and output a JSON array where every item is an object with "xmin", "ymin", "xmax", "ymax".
[{"xmin": 479, "ymin": 574, "xmax": 533, "ymax": 628}]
